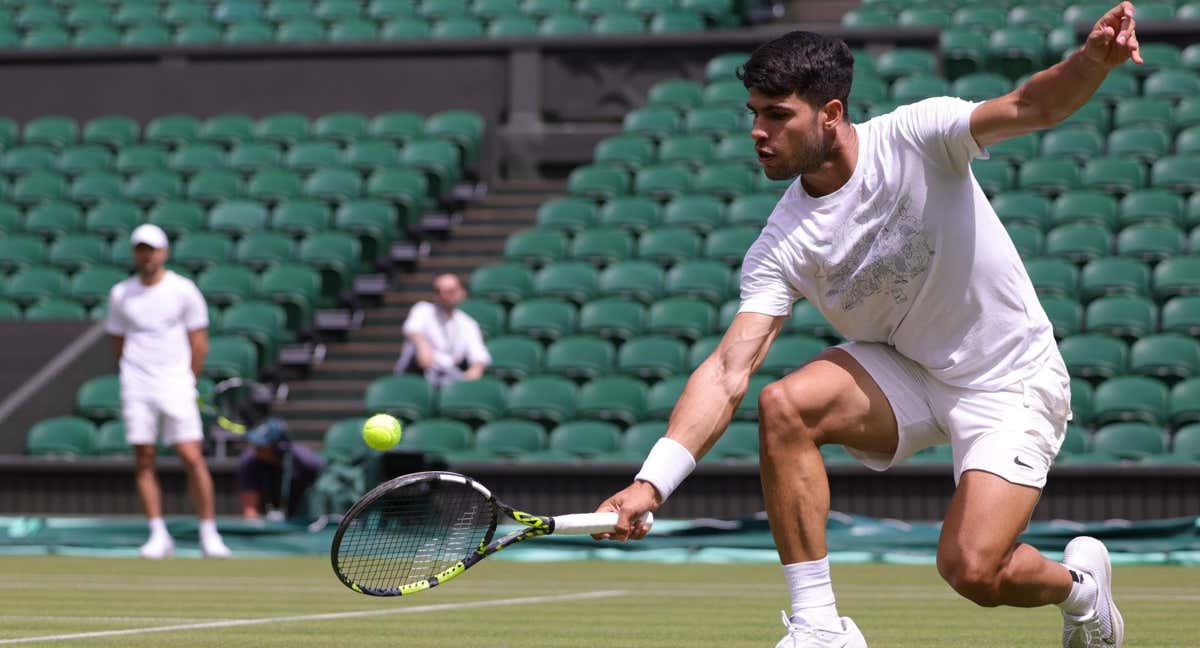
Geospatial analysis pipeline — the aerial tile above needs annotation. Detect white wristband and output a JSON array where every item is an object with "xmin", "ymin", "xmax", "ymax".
[{"xmin": 634, "ymin": 437, "xmax": 696, "ymax": 503}]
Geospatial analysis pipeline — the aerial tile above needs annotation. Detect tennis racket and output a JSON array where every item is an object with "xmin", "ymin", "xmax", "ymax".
[{"xmin": 330, "ymin": 471, "xmax": 653, "ymax": 597}]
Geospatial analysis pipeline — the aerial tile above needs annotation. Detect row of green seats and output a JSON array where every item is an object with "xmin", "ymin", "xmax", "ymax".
[
  {"xmin": 0, "ymin": 111, "xmax": 482, "ymax": 157},
  {"xmin": 1027, "ymin": 256, "xmax": 1200, "ymax": 301},
  {"xmin": 1004, "ymin": 222, "xmax": 1199, "ymax": 261},
  {"xmin": 1060, "ymin": 332, "xmax": 1200, "ymax": 380},
  {"xmin": 538, "ymin": 194, "xmax": 778, "ymax": 232},
  {"xmin": 470, "ymin": 259, "xmax": 739, "ymax": 306},
  {"xmin": 995, "ymin": 189, "xmax": 1200, "ymax": 230},
  {"xmin": 505, "ymin": 225, "xmax": 755, "ymax": 268},
  {"xmin": 1071, "ymin": 374, "xmax": 1200, "ymax": 427},
  {"xmin": 568, "ymin": 161, "xmax": 790, "ymax": 201},
  {"xmin": 845, "ymin": 2, "xmax": 1199, "ymax": 30},
  {"xmin": 458, "ymin": 295, "xmax": 837, "ymax": 341},
  {"xmin": 1042, "ymin": 294, "xmax": 1200, "ymax": 341},
  {"xmin": 972, "ymin": 155, "xmax": 1200, "ymax": 197}
]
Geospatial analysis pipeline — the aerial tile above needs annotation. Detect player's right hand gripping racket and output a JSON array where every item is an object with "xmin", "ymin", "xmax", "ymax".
[{"xmin": 330, "ymin": 471, "xmax": 652, "ymax": 596}]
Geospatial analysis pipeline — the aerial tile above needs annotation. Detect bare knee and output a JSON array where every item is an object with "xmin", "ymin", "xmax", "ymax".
[
  {"xmin": 133, "ymin": 446, "xmax": 156, "ymax": 472},
  {"xmin": 937, "ymin": 548, "xmax": 1008, "ymax": 607},
  {"xmin": 758, "ymin": 381, "xmax": 822, "ymax": 450}
]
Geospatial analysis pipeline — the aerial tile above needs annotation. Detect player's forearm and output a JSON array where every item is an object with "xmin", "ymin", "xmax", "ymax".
[
  {"xmin": 463, "ymin": 363, "xmax": 487, "ymax": 380},
  {"xmin": 664, "ymin": 355, "xmax": 753, "ymax": 460},
  {"xmin": 190, "ymin": 344, "xmax": 207, "ymax": 377},
  {"xmin": 1018, "ymin": 47, "xmax": 1113, "ymax": 128}
]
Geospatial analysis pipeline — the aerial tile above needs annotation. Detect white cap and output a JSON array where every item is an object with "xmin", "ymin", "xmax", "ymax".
[{"xmin": 130, "ymin": 223, "xmax": 168, "ymax": 249}]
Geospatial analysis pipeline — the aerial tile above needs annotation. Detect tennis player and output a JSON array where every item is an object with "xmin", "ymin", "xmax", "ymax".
[
  {"xmin": 106, "ymin": 224, "xmax": 231, "ymax": 559},
  {"xmin": 595, "ymin": 4, "xmax": 1142, "ymax": 646}
]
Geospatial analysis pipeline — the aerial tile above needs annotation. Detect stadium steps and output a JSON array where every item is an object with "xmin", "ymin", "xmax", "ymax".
[{"xmin": 277, "ymin": 180, "xmax": 555, "ymax": 445}]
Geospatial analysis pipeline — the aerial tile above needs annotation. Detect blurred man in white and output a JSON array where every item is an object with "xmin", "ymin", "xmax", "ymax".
[
  {"xmin": 395, "ymin": 273, "xmax": 491, "ymax": 387},
  {"xmin": 105, "ymin": 223, "xmax": 231, "ymax": 559}
]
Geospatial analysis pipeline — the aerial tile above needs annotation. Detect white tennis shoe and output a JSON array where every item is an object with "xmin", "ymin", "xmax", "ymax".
[
  {"xmin": 138, "ymin": 534, "xmax": 174, "ymax": 559},
  {"xmin": 1061, "ymin": 536, "xmax": 1124, "ymax": 647},
  {"xmin": 774, "ymin": 611, "xmax": 868, "ymax": 648},
  {"xmin": 201, "ymin": 534, "xmax": 232, "ymax": 558}
]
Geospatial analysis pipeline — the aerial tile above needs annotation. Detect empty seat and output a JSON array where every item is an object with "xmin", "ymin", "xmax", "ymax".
[
  {"xmin": 1085, "ymin": 295, "xmax": 1156, "ymax": 339},
  {"xmin": 26, "ymin": 417, "xmax": 96, "ymax": 456},
  {"xmin": 1092, "ymin": 422, "xmax": 1166, "ymax": 460},
  {"xmin": 473, "ymin": 419, "xmax": 545, "ymax": 458},
  {"xmin": 647, "ymin": 297, "xmax": 715, "ymax": 342},
  {"xmin": 506, "ymin": 375, "xmax": 577, "ymax": 426},
  {"xmin": 1168, "ymin": 378, "xmax": 1200, "ymax": 427},
  {"xmin": 437, "ymin": 376, "xmax": 508, "ymax": 423},
  {"xmin": 507, "ymin": 298, "xmax": 576, "ymax": 342},
  {"xmin": 76, "ymin": 374, "xmax": 121, "ymax": 421},
  {"xmin": 1092, "ymin": 376, "xmax": 1169, "ymax": 426},
  {"xmin": 638, "ymin": 227, "xmax": 702, "ymax": 267},
  {"xmin": 504, "ymin": 228, "xmax": 569, "ymax": 268},
  {"xmin": 397, "ymin": 418, "xmax": 473, "ymax": 455},
  {"xmin": 578, "ymin": 298, "xmax": 645, "ymax": 342},
  {"xmin": 1080, "ymin": 257, "xmax": 1149, "ymax": 300},
  {"xmin": 598, "ymin": 260, "xmax": 664, "ymax": 304},
  {"xmin": 533, "ymin": 262, "xmax": 600, "ymax": 305},
  {"xmin": 576, "ymin": 376, "xmax": 647, "ymax": 426},
  {"xmin": 1059, "ymin": 333, "xmax": 1128, "ymax": 379},
  {"xmin": 645, "ymin": 375, "xmax": 687, "ymax": 419},
  {"xmin": 470, "ymin": 263, "xmax": 534, "ymax": 305},
  {"xmin": 598, "ymin": 196, "xmax": 661, "ymax": 233},
  {"xmin": 571, "ymin": 227, "xmax": 634, "ymax": 267},
  {"xmin": 1153, "ymin": 257, "xmax": 1200, "ymax": 301},
  {"xmin": 760, "ymin": 335, "xmax": 827, "ymax": 377},
  {"xmin": 203, "ymin": 335, "xmax": 259, "ymax": 380},
  {"xmin": 617, "ymin": 335, "xmax": 687, "ymax": 379},
  {"xmin": 457, "ymin": 298, "xmax": 505, "ymax": 338},
  {"xmin": 1129, "ymin": 334, "xmax": 1200, "ymax": 380},
  {"xmin": 364, "ymin": 374, "xmax": 433, "ymax": 420},
  {"xmin": 544, "ymin": 336, "xmax": 615, "ymax": 379}
]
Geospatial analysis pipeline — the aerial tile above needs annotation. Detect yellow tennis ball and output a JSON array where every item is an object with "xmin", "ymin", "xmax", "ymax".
[{"xmin": 362, "ymin": 414, "xmax": 402, "ymax": 451}]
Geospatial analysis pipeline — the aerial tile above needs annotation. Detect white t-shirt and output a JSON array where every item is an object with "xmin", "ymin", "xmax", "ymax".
[
  {"xmin": 104, "ymin": 271, "xmax": 208, "ymax": 397},
  {"xmin": 401, "ymin": 301, "xmax": 491, "ymax": 370},
  {"xmin": 739, "ymin": 96, "xmax": 1055, "ymax": 391}
]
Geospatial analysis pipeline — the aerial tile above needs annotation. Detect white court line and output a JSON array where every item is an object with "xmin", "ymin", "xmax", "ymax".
[
  {"xmin": 0, "ymin": 590, "xmax": 626, "ymax": 645},
  {"xmin": 0, "ymin": 616, "xmax": 237, "ymax": 624}
]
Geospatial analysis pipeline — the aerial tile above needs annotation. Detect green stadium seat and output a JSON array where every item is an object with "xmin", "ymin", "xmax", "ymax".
[
  {"xmin": 634, "ymin": 164, "xmax": 692, "ymax": 200},
  {"xmin": 172, "ymin": 232, "xmax": 233, "ymax": 273},
  {"xmin": 3, "ymin": 145, "xmax": 57, "ymax": 174},
  {"xmin": 24, "ymin": 200, "xmax": 82, "ymax": 241},
  {"xmin": 1025, "ymin": 257, "xmax": 1079, "ymax": 298},
  {"xmin": 474, "ymin": 419, "xmax": 545, "ymax": 458},
  {"xmin": 875, "ymin": 48, "xmax": 936, "ymax": 81},
  {"xmin": 23, "ymin": 27, "xmax": 71, "ymax": 50},
  {"xmin": 571, "ymin": 227, "xmax": 633, "ymax": 267},
  {"xmin": 302, "ymin": 167, "xmax": 362, "ymax": 203},
  {"xmin": 785, "ymin": 301, "xmax": 835, "ymax": 339},
  {"xmin": 663, "ymin": 194, "xmax": 727, "ymax": 233},
  {"xmin": 170, "ymin": 143, "xmax": 226, "ymax": 175},
  {"xmin": 506, "ymin": 375, "xmax": 577, "ymax": 426},
  {"xmin": 538, "ymin": 13, "xmax": 591, "ymax": 35},
  {"xmin": 1018, "ymin": 157, "xmax": 1081, "ymax": 196},
  {"xmin": 457, "ymin": 297, "xmax": 505, "ymax": 338},
  {"xmin": 223, "ymin": 21, "xmax": 276, "ymax": 44},
  {"xmin": 1041, "ymin": 130, "xmax": 1101, "ymax": 164},
  {"xmin": 761, "ymin": 335, "xmax": 827, "ymax": 377},
  {"xmin": 704, "ymin": 226, "xmax": 757, "ymax": 267},
  {"xmin": 650, "ymin": 10, "xmax": 704, "ymax": 33},
  {"xmin": 1070, "ymin": 378, "xmax": 1094, "ymax": 426},
  {"xmin": 1162, "ymin": 296, "xmax": 1200, "ymax": 337},
  {"xmin": 431, "ymin": 17, "xmax": 485, "ymax": 39},
  {"xmin": 1153, "ymin": 257, "xmax": 1200, "ymax": 301},
  {"xmin": 0, "ymin": 234, "xmax": 46, "ymax": 273},
  {"xmin": 988, "ymin": 28, "xmax": 1046, "ymax": 79},
  {"xmin": 298, "ymin": 231, "xmax": 362, "ymax": 300},
  {"xmin": 24, "ymin": 298, "xmax": 86, "ymax": 320},
  {"xmin": 258, "ymin": 263, "xmax": 321, "ymax": 330},
  {"xmin": 890, "ymin": 75, "xmax": 949, "ymax": 103},
  {"xmin": 623, "ymin": 107, "xmax": 681, "ymax": 141},
  {"xmin": 1176, "ymin": 127, "xmax": 1200, "ymax": 157},
  {"xmin": 1117, "ymin": 223, "xmax": 1185, "ymax": 262},
  {"xmin": 567, "ymin": 164, "xmax": 629, "ymax": 201},
  {"xmin": 898, "ymin": 7, "xmax": 949, "ymax": 28},
  {"xmin": 0, "ymin": 203, "xmax": 17, "ymax": 236},
  {"xmin": 576, "ymin": 376, "xmax": 647, "ymax": 426},
  {"xmin": 47, "ymin": 234, "xmax": 107, "ymax": 273},
  {"xmin": 1045, "ymin": 223, "xmax": 1112, "ymax": 263},
  {"xmin": 598, "ymin": 260, "xmax": 664, "ymax": 304},
  {"xmin": 255, "ymin": 113, "xmax": 310, "ymax": 146},
  {"xmin": 1009, "ymin": 6, "xmax": 1060, "ymax": 31},
  {"xmin": 594, "ymin": 135, "xmax": 657, "ymax": 171},
  {"xmin": 972, "ymin": 159, "xmax": 1014, "ymax": 197},
  {"xmin": 203, "ymin": 335, "xmax": 259, "ymax": 380},
  {"xmin": 705, "ymin": 52, "xmax": 748, "ymax": 82},
  {"xmin": 334, "ymin": 200, "xmax": 398, "ymax": 263},
  {"xmin": 1114, "ymin": 98, "xmax": 1172, "ymax": 132},
  {"xmin": 522, "ymin": 0, "xmax": 572, "ymax": 17},
  {"xmin": 647, "ymin": 80, "xmax": 704, "ymax": 113},
  {"xmin": 687, "ymin": 335, "xmax": 721, "ymax": 370},
  {"xmin": 1006, "ymin": 223, "xmax": 1044, "ymax": 258},
  {"xmin": 1151, "ymin": 156, "xmax": 1200, "ymax": 193},
  {"xmin": 704, "ymin": 82, "xmax": 748, "ymax": 111},
  {"xmin": 841, "ymin": 8, "xmax": 891, "ymax": 28},
  {"xmin": 475, "ymin": 0, "xmax": 524, "ymax": 20},
  {"xmin": 533, "ymin": 261, "xmax": 599, "ymax": 304},
  {"xmin": 1143, "ymin": 70, "xmax": 1200, "ymax": 103},
  {"xmin": 1169, "ymin": 424, "xmax": 1200, "ymax": 461},
  {"xmin": 369, "ymin": 111, "xmax": 425, "ymax": 143},
  {"xmin": 544, "ymin": 335, "xmax": 614, "ymax": 379},
  {"xmin": 75, "ymin": 374, "xmax": 120, "ymax": 420},
  {"xmin": 437, "ymin": 376, "xmax": 507, "ymax": 423},
  {"xmin": 196, "ymin": 265, "xmax": 257, "ymax": 307},
  {"xmin": 206, "ymin": 201, "xmax": 268, "ymax": 240},
  {"xmin": 939, "ymin": 28, "xmax": 988, "ymax": 80},
  {"xmin": 145, "ymin": 115, "xmax": 200, "ymax": 148},
  {"xmin": 57, "ymin": 145, "xmax": 114, "ymax": 176},
  {"xmin": 23, "ymin": 117, "xmax": 78, "ymax": 150},
  {"xmin": 343, "ymin": 140, "xmax": 402, "ymax": 172},
  {"xmin": 397, "ymin": 418, "xmax": 473, "ymax": 455},
  {"xmin": 70, "ymin": 171, "xmax": 125, "ymax": 205},
  {"xmin": 1085, "ymin": 295, "xmax": 1156, "ymax": 339},
  {"xmin": 951, "ymin": 73, "xmax": 1009, "ymax": 102},
  {"xmin": 665, "ymin": 260, "xmax": 729, "ymax": 304},
  {"xmin": 657, "ymin": 135, "xmax": 715, "ymax": 169},
  {"xmin": 196, "ymin": 114, "xmax": 254, "ymax": 148},
  {"xmin": 125, "ymin": 170, "xmax": 185, "ymax": 205},
  {"xmin": 1059, "ymin": 333, "xmax": 1128, "ymax": 379},
  {"xmin": 597, "ymin": 196, "xmax": 661, "ymax": 233},
  {"xmin": 379, "ymin": 17, "xmax": 431, "ymax": 39},
  {"xmin": 69, "ymin": 265, "xmax": 126, "ymax": 307},
  {"xmin": 1118, "ymin": 189, "xmax": 1182, "ymax": 228},
  {"xmin": 93, "ymin": 421, "xmax": 130, "ymax": 455},
  {"xmin": 727, "ymin": 193, "xmax": 777, "ymax": 227},
  {"xmin": 684, "ymin": 107, "xmax": 743, "ymax": 138},
  {"xmin": 646, "ymin": 297, "xmax": 714, "ymax": 342},
  {"xmin": 507, "ymin": 298, "xmax": 576, "ymax": 341},
  {"xmin": 733, "ymin": 375, "xmax": 772, "ymax": 421},
  {"xmin": 986, "ymin": 135, "xmax": 1039, "ymax": 167},
  {"xmin": 364, "ymin": 374, "xmax": 433, "ymax": 421},
  {"xmin": 1175, "ymin": 98, "xmax": 1200, "ymax": 134},
  {"xmin": 221, "ymin": 300, "xmax": 289, "ymax": 364},
  {"xmin": 486, "ymin": 335, "xmax": 543, "ymax": 381},
  {"xmin": 694, "ymin": 163, "xmax": 755, "ymax": 200},
  {"xmin": 328, "ymin": 19, "xmax": 379, "ymax": 42},
  {"xmin": 1092, "ymin": 376, "xmax": 1168, "ymax": 426},
  {"xmin": 146, "ymin": 200, "xmax": 204, "ymax": 240},
  {"xmin": 115, "ymin": 145, "xmax": 169, "ymax": 176},
  {"xmin": 537, "ymin": 420, "xmax": 621, "ymax": 460},
  {"xmin": 175, "ymin": 21, "xmax": 226, "ymax": 45},
  {"xmin": 1041, "ymin": 295, "xmax": 1084, "ymax": 338},
  {"xmin": 501, "ymin": 229, "xmax": 566, "ymax": 267},
  {"xmin": 1080, "ymin": 257, "xmax": 1149, "ymax": 300},
  {"xmin": 718, "ymin": 299, "xmax": 739, "ymax": 329},
  {"xmin": 579, "ymin": 298, "xmax": 644, "ymax": 342},
  {"xmin": 321, "ymin": 417, "xmax": 370, "ymax": 461},
  {"xmin": 1093, "ymin": 422, "xmax": 1166, "ymax": 460},
  {"xmin": 27, "ymin": 417, "xmax": 96, "ymax": 456},
  {"xmin": 593, "ymin": 11, "xmax": 645, "ymax": 34},
  {"xmin": 286, "ymin": 141, "xmax": 342, "ymax": 173},
  {"xmin": 1105, "ymin": 127, "xmax": 1169, "ymax": 165},
  {"xmin": 4, "ymin": 265, "xmax": 68, "ymax": 306},
  {"xmin": 13, "ymin": 171, "xmax": 68, "ymax": 205},
  {"xmin": 638, "ymin": 227, "xmax": 701, "ymax": 267},
  {"xmin": 1169, "ymin": 378, "xmax": 1200, "ymax": 427},
  {"xmin": 1130, "ymin": 334, "xmax": 1200, "ymax": 380},
  {"xmin": 617, "ymin": 335, "xmax": 687, "ymax": 379},
  {"xmin": 364, "ymin": 167, "xmax": 430, "ymax": 228},
  {"xmin": 1082, "ymin": 157, "xmax": 1146, "ymax": 195},
  {"xmin": 643, "ymin": 375, "xmax": 686, "ymax": 420}
]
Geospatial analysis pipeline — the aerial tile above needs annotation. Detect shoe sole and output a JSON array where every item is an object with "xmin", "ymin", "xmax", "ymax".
[{"xmin": 1065, "ymin": 536, "xmax": 1124, "ymax": 647}]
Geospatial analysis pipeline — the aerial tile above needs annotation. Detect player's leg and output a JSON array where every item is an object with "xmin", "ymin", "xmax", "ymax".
[
  {"xmin": 759, "ymin": 346, "xmax": 909, "ymax": 647},
  {"xmin": 164, "ymin": 395, "xmax": 232, "ymax": 557},
  {"xmin": 125, "ymin": 397, "xmax": 174, "ymax": 558}
]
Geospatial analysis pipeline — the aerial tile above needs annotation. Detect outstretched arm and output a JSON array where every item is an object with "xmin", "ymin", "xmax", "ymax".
[
  {"xmin": 593, "ymin": 311, "xmax": 786, "ymax": 539},
  {"xmin": 969, "ymin": 1, "xmax": 1142, "ymax": 149}
]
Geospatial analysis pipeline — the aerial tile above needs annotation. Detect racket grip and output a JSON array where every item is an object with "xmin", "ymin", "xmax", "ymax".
[{"xmin": 551, "ymin": 511, "xmax": 654, "ymax": 535}]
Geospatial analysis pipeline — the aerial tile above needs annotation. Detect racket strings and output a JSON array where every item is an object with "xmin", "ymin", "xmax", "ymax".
[{"xmin": 335, "ymin": 480, "xmax": 494, "ymax": 591}]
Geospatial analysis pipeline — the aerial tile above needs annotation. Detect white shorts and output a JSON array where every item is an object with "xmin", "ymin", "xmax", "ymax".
[
  {"xmin": 122, "ymin": 391, "xmax": 204, "ymax": 447},
  {"xmin": 837, "ymin": 341, "xmax": 1072, "ymax": 489}
]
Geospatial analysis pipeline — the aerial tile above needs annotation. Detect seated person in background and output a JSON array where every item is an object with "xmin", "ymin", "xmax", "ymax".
[
  {"xmin": 394, "ymin": 273, "xmax": 491, "ymax": 387},
  {"xmin": 238, "ymin": 418, "xmax": 325, "ymax": 522}
]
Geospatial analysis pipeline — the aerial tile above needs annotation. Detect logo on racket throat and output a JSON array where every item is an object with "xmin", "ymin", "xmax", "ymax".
[{"xmin": 510, "ymin": 510, "xmax": 549, "ymax": 529}]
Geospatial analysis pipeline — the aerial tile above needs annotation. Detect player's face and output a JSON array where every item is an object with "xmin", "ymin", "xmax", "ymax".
[
  {"xmin": 747, "ymin": 89, "xmax": 836, "ymax": 180},
  {"xmin": 432, "ymin": 275, "xmax": 466, "ymax": 311},
  {"xmin": 132, "ymin": 243, "xmax": 167, "ymax": 278}
]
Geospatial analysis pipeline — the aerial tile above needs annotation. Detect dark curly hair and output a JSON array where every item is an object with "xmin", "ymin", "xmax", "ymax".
[{"xmin": 737, "ymin": 31, "xmax": 854, "ymax": 111}]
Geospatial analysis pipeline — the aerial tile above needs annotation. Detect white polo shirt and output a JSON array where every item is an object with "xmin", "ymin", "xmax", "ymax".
[
  {"xmin": 738, "ymin": 96, "xmax": 1056, "ymax": 390},
  {"xmin": 402, "ymin": 301, "xmax": 491, "ymax": 370},
  {"xmin": 104, "ymin": 271, "xmax": 208, "ymax": 398}
]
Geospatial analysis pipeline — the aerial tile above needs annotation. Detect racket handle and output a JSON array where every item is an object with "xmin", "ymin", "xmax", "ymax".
[{"xmin": 551, "ymin": 511, "xmax": 654, "ymax": 535}]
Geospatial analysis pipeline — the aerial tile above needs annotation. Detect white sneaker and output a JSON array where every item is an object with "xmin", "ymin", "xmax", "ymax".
[
  {"xmin": 138, "ymin": 534, "xmax": 174, "ymax": 559},
  {"xmin": 775, "ymin": 611, "xmax": 868, "ymax": 648},
  {"xmin": 201, "ymin": 534, "xmax": 232, "ymax": 558},
  {"xmin": 1062, "ymin": 536, "xmax": 1124, "ymax": 647}
]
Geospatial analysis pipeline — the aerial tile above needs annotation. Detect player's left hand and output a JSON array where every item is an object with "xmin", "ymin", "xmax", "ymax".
[{"xmin": 1082, "ymin": 1, "xmax": 1143, "ymax": 68}]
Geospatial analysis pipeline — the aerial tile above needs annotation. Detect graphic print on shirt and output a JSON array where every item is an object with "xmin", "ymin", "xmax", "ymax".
[{"xmin": 823, "ymin": 194, "xmax": 934, "ymax": 311}]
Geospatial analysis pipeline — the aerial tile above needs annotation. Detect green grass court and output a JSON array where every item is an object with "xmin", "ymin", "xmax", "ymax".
[{"xmin": 1, "ymin": 557, "xmax": 1195, "ymax": 647}]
